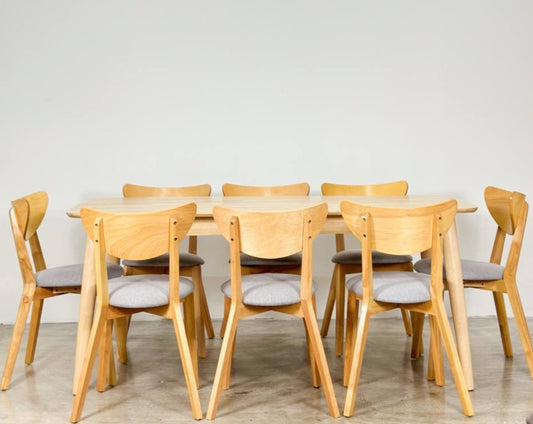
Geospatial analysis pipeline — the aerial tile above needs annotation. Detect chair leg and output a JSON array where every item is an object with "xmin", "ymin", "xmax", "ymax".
[
  {"xmin": 170, "ymin": 301, "xmax": 203, "ymax": 420},
  {"xmin": 206, "ymin": 304, "xmax": 239, "ymax": 420},
  {"xmin": 343, "ymin": 303, "xmax": 371, "ymax": 417},
  {"xmin": 302, "ymin": 300, "xmax": 340, "ymax": 418},
  {"xmin": 304, "ymin": 320, "xmax": 320, "ymax": 387},
  {"xmin": 320, "ymin": 266, "xmax": 337, "ymax": 337},
  {"xmin": 410, "ymin": 312, "xmax": 425, "ymax": 359},
  {"xmin": 195, "ymin": 265, "xmax": 215, "ymax": 339},
  {"xmin": 25, "ymin": 298, "xmax": 43, "ymax": 365},
  {"xmin": 433, "ymin": 301, "xmax": 474, "ymax": 417},
  {"xmin": 219, "ymin": 296, "xmax": 231, "ymax": 338},
  {"xmin": 70, "ymin": 308, "xmax": 107, "ymax": 423},
  {"xmin": 344, "ymin": 292, "xmax": 358, "ymax": 386},
  {"xmin": 401, "ymin": 309, "xmax": 413, "ymax": 337},
  {"xmin": 222, "ymin": 328, "xmax": 237, "ymax": 390},
  {"xmin": 1, "ymin": 292, "xmax": 33, "ymax": 390},
  {"xmin": 191, "ymin": 267, "xmax": 206, "ymax": 358},
  {"xmin": 183, "ymin": 295, "xmax": 199, "ymax": 387},
  {"xmin": 493, "ymin": 292, "xmax": 513, "ymax": 357},
  {"xmin": 107, "ymin": 322, "xmax": 117, "ymax": 388},
  {"xmin": 97, "ymin": 320, "xmax": 114, "ymax": 392},
  {"xmin": 505, "ymin": 283, "xmax": 533, "ymax": 378},
  {"xmin": 304, "ymin": 297, "xmax": 321, "ymax": 388},
  {"xmin": 428, "ymin": 315, "xmax": 444, "ymax": 386},
  {"xmin": 335, "ymin": 266, "xmax": 346, "ymax": 357},
  {"xmin": 114, "ymin": 316, "xmax": 130, "ymax": 364}
]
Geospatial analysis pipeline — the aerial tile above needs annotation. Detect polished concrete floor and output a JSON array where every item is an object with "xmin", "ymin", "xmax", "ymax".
[{"xmin": 1, "ymin": 317, "xmax": 532, "ymax": 423}]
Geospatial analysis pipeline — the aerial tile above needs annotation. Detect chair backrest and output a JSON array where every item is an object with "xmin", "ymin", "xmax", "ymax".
[
  {"xmin": 80, "ymin": 204, "xmax": 196, "ymax": 260},
  {"xmin": 321, "ymin": 181, "xmax": 408, "ymax": 251},
  {"xmin": 485, "ymin": 186, "xmax": 526, "ymax": 236},
  {"xmin": 122, "ymin": 183, "xmax": 211, "ymax": 198},
  {"xmin": 10, "ymin": 191, "xmax": 49, "ymax": 279},
  {"xmin": 11, "ymin": 191, "xmax": 48, "ymax": 242},
  {"xmin": 484, "ymin": 186, "xmax": 528, "ymax": 276},
  {"xmin": 321, "ymin": 181, "xmax": 408, "ymax": 196},
  {"xmin": 122, "ymin": 183, "xmax": 210, "ymax": 254},
  {"xmin": 222, "ymin": 183, "xmax": 310, "ymax": 197},
  {"xmin": 213, "ymin": 203, "xmax": 327, "ymax": 259},
  {"xmin": 213, "ymin": 203, "xmax": 327, "ymax": 302},
  {"xmin": 341, "ymin": 200, "xmax": 457, "ymax": 298},
  {"xmin": 81, "ymin": 204, "xmax": 196, "ymax": 305}
]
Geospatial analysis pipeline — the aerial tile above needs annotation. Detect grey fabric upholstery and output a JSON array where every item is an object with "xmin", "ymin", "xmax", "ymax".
[
  {"xmin": 35, "ymin": 263, "xmax": 123, "ymax": 288},
  {"xmin": 108, "ymin": 275, "xmax": 194, "ymax": 308},
  {"xmin": 346, "ymin": 271, "xmax": 431, "ymax": 304},
  {"xmin": 122, "ymin": 252, "xmax": 204, "ymax": 268},
  {"xmin": 332, "ymin": 249, "xmax": 412, "ymax": 265},
  {"xmin": 221, "ymin": 273, "xmax": 316, "ymax": 306},
  {"xmin": 240, "ymin": 252, "xmax": 302, "ymax": 267},
  {"xmin": 414, "ymin": 258, "xmax": 504, "ymax": 281}
]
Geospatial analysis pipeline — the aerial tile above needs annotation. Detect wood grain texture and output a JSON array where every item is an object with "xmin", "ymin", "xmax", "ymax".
[
  {"xmin": 222, "ymin": 182, "xmax": 310, "ymax": 196},
  {"xmin": 68, "ymin": 195, "xmax": 477, "ymax": 219}
]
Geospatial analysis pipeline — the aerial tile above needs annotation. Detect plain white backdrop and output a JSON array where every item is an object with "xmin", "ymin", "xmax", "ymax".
[{"xmin": 0, "ymin": 0, "xmax": 532, "ymax": 324}]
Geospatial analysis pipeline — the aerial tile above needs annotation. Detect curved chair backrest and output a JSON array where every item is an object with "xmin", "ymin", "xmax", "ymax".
[
  {"xmin": 213, "ymin": 203, "xmax": 327, "ymax": 259},
  {"xmin": 11, "ymin": 191, "xmax": 49, "ymax": 241},
  {"xmin": 123, "ymin": 183, "xmax": 211, "ymax": 198},
  {"xmin": 341, "ymin": 200, "xmax": 456, "ymax": 300},
  {"xmin": 322, "ymin": 181, "xmax": 408, "ymax": 252},
  {"xmin": 80, "ymin": 204, "xmax": 197, "ymax": 261},
  {"xmin": 485, "ymin": 186, "xmax": 526, "ymax": 236},
  {"xmin": 340, "ymin": 200, "xmax": 457, "ymax": 256},
  {"xmin": 321, "ymin": 181, "xmax": 408, "ymax": 196},
  {"xmin": 10, "ymin": 191, "xmax": 49, "ymax": 276},
  {"xmin": 222, "ymin": 183, "xmax": 310, "ymax": 197},
  {"xmin": 484, "ymin": 186, "xmax": 528, "ymax": 277}
]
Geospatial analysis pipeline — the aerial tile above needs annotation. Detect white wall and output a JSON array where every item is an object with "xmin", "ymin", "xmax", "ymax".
[{"xmin": 0, "ymin": 0, "xmax": 532, "ymax": 324}]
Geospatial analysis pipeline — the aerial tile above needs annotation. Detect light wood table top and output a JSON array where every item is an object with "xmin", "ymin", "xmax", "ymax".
[
  {"xmin": 68, "ymin": 196, "xmax": 477, "ymax": 236},
  {"xmin": 68, "ymin": 195, "xmax": 477, "ymax": 217}
]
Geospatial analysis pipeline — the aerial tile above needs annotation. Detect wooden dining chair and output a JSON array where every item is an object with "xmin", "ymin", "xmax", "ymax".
[
  {"xmin": 341, "ymin": 199, "xmax": 474, "ymax": 417},
  {"xmin": 319, "ymin": 181, "xmax": 413, "ymax": 357},
  {"xmin": 121, "ymin": 183, "xmax": 214, "ymax": 359},
  {"xmin": 70, "ymin": 204, "xmax": 202, "ymax": 422},
  {"xmin": 414, "ymin": 186, "xmax": 533, "ymax": 377},
  {"xmin": 0, "ymin": 191, "xmax": 123, "ymax": 391},
  {"xmin": 219, "ymin": 182, "xmax": 310, "ymax": 337},
  {"xmin": 206, "ymin": 203, "xmax": 340, "ymax": 419}
]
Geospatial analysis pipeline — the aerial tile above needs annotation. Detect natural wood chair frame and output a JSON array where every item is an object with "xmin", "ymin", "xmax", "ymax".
[
  {"xmin": 341, "ymin": 200, "xmax": 474, "ymax": 417},
  {"xmin": 1, "ymin": 191, "xmax": 81, "ymax": 390},
  {"xmin": 420, "ymin": 186, "xmax": 533, "ymax": 378},
  {"xmin": 206, "ymin": 203, "xmax": 340, "ymax": 419},
  {"xmin": 219, "ymin": 182, "xmax": 310, "ymax": 337},
  {"xmin": 121, "ymin": 183, "xmax": 214, "ymax": 359},
  {"xmin": 70, "ymin": 204, "xmax": 202, "ymax": 422},
  {"xmin": 319, "ymin": 181, "xmax": 413, "ymax": 357}
]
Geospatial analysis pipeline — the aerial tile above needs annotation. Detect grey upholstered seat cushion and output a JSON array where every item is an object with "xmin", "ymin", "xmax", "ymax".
[
  {"xmin": 108, "ymin": 275, "xmax": 194, "ymax": 308},
  {"xmin": 122, "ymin": 252, "xmax": 204, "ymax": 268},
  {"xmin": 239, "ymin": 252, "xmax": 302, "ymax": 267},
  {"xmin": 332, "ymin": 249, "xmax": 412, "ymax": 265},
  {"xmin": 221, "ymin": 273, "xmax": 316, "ymax": 306},
  {"xmin": 346, "ymin": 271, "xmax": 431, "ymax": 304},
  {"xmin": 414, "ymin": 258, "xmax": 504, "ymax": 281},
  {"xmin": 35, "ymin": 263, "xmax": 123, "ymax": 288}
]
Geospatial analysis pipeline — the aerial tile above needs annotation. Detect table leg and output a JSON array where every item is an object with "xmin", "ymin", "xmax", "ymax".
[
  {"xmin": 443, "ymin": 221, "xmax": 474, "ymax": 391},
  {"xmin": 73, "ymin": 238, "xmax": 96, "ymax": 394}
]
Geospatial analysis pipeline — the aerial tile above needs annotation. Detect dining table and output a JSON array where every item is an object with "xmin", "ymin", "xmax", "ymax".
[{"xmin": 67, "ymin": 195, "xmax": 478, "ymax": 392}]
